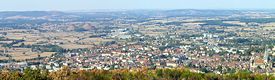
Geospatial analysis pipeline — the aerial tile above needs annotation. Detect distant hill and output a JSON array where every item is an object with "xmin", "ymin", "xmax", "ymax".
[
  {"xmin": 0, "ymin": 10, "xmax": 274, "ymax": 29},
  {"xmin": 163, "ymin": 9, "xmax": 242, "ymax": 17},
  {"xmin": 0, "ymin": 11, "xmax": 69, "ymax": 18}
]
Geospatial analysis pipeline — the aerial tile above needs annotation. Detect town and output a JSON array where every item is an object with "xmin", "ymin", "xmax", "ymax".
[{"xmin": 0, "ymin": 10, "xmax": 274, "ymax": 75}]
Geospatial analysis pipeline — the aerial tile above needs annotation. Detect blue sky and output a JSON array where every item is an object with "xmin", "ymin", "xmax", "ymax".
[{"xmin": 0, "ymin": 0, "xmax": 274, "ymax": 11}]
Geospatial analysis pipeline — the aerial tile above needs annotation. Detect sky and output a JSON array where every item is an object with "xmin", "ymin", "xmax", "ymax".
[{"xmin": 0, "ymin": 0, "xmax": 274, "ymax": 11}]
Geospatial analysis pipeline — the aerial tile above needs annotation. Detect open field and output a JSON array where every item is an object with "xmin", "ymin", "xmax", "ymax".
[
  {"xmin": 58, "ymin": 44, "xmax": 93, "ymax": 50},
  {"xmin": 0, "ymin": 48, "xmax": 55, "ymax": 61}
]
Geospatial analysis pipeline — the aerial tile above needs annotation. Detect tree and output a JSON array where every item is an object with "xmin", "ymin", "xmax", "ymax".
[{"xmin": 23, "ymin": 67, "xmax": 48, "ymax": 80}]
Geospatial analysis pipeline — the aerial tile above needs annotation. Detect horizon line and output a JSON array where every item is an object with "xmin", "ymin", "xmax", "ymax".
[{"xmin": 0, "ymin": 8, "xmax": 275, "ymax": 12}]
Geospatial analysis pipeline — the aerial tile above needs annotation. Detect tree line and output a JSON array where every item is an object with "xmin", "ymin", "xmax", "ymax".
[{"xmin": 0, "ymin": 67, "xmax": 275, "ymax": 80}]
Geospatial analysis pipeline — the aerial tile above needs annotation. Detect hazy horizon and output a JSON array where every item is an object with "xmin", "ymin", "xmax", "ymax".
[{"xmin": 0, "ymin": 0, "xmax": 274, "ymax": 11}]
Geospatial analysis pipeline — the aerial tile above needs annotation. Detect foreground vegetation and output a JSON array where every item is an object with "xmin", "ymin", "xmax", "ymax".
[{"xmin": 1, "ymin": 67, "xmax": 275, "ymax": 80}]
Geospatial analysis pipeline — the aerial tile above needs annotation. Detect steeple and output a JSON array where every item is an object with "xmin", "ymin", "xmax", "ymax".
[{"xmin": 264, "ymin": 45, "xmax": 269, "ymax": 63}]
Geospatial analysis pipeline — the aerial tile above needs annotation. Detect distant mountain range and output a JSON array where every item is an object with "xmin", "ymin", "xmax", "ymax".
[
  {"xmin": 0, "ymin": 9, "xmax": 274, "ymax": 18},
  {"xmin": 0, "ymin": 11, "xmax": 70, "ymax": 18}
]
